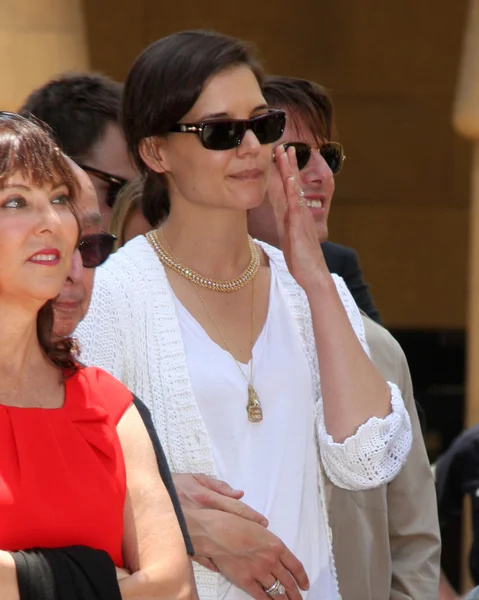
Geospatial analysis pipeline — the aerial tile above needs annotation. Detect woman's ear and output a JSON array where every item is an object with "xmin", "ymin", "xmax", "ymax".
[{"xmin": 139, "ymin": 137, "xmax": 168, "ymax": 174}]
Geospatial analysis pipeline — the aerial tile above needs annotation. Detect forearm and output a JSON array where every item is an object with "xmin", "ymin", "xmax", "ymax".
[
  {"xmin": 306, "ymin": 273, "xmax": 391, "ymax": 442},
  {"xmin": 0, "ymin": 551, "xmax": 20, "ymax": 600},
  {"xmin": 119, "ymin": 562, "xmax": 196, "ymax": 600},
  {"xmin": 182, "ymin": 507, "xmax": 214, "ymax": 558}
]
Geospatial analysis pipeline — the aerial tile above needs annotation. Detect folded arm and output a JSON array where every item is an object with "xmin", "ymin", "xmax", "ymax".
[
  {"xmin": 118, "ymin": 405, "xmax": 197, "ymax": 600},
  {"xmin": 0, "ymin": 551, "xmax": 19, "ymax": 600}
]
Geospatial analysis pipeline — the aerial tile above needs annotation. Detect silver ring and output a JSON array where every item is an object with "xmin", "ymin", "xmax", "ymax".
[
  {"xmin": 298, "ymin": 189, "xmax": 306, "ymax": 207},
  {"xmin": 264, "ymin": 579, "xmax": 286, "ymax": 597}
]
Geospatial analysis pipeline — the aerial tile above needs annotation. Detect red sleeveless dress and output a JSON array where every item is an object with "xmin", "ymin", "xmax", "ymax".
[{"xmin": 0, "ymin": 366, "xmax": 132, "ymax": 567}]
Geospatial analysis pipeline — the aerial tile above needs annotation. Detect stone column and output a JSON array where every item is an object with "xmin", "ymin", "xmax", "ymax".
[
  {"xmin": 0, "ymin": 0, "xmax": 89, "ymax": 110},
  {"xmin": 453, "ymin": 0, "xmax": 479, "ymax": 591}
]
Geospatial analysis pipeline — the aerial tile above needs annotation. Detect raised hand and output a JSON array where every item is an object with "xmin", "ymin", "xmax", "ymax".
[{"xmin": 272, "ymin": 144, "xmax": 331, "ymax": 293}]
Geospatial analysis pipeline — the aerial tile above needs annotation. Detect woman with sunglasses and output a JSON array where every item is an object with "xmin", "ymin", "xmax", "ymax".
[
  {"xmin": 76, "ymin": 30, "xmax": 412, "ymax": 600},
  {"xmin": 0, "ymin": 114, "xmax": 194, "ymax": 599}
]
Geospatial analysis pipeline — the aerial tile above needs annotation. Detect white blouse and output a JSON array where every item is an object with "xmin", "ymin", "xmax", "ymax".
[
  {"xmin": 173, "ymin": 263, "xmax": 336, "ymax": 599},
  {"xmin": 75, "ymin": 235, "xmax": 412, "ymax": 600}
]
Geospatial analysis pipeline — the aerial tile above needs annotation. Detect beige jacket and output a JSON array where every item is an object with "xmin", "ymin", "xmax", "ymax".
[{"xmin": 329, "ymin": 315, "xmax": 441, "ymax": 600}]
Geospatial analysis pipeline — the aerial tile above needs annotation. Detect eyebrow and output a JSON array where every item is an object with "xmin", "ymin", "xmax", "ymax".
[
  {"xmin": 198, "ymin": 103, "xmax": 269, "ymax": 122},
  {"xmin": 2, "ymin": 183, "xmax": 31, "ymax": 191},
  {"xmin": 2, "ymin": 182, "xmax": 68, "ymax": 192}
]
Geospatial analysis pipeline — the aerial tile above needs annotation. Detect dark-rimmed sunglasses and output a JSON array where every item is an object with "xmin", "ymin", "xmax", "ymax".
[
  {"xmin": 281, "ymin": 141, "xmax": 346, "ymax": 175},
  {"xmin": 78, "ymin": 232, "xmax": 117, "ymax": 268},
  {"xmin": 78, "ymin": 165, "xmax": 128, "ymax": 208},
  {"xmin": 169, "ymin": 109, "xmax": 286, "ymax": 151}
]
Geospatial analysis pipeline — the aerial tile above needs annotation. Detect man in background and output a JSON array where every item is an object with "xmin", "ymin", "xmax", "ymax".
[{"xmin": 20, "ymin": 73, "xmax": 137, "ymax": 228}]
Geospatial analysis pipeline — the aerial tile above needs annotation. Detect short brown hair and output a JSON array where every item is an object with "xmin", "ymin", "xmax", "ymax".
[
  {"xmin": 262, "ymin": 76, "xmax": 335, "ymax": 143},
  {"xmin": 0, "ymin": 112, "xmax": 79, "ymax": 372}
]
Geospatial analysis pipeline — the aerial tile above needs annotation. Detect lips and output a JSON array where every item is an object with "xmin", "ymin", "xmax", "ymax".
[
  {"xmin": 28, "ymin": 248, "xmax": 61, "ymax": 265},
  {"xmin": 229, "ymin": 169, "xmax": 264, "ymax": 180},
  {"xmin": 304, "ymin": 194, "xmax": 327, "ymax": 210}
]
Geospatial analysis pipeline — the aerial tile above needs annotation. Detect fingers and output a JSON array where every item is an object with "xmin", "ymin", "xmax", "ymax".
[
  {"xmin": 194, "ymin": 555, "xmax": 220, "ymax": 573},
  {"xmin": 273, "ymin": 566, "xmax": 302, "ymax": 600},
  {"xmin": 194, "ymin": 473, "xmax": 244, "ymax": 499},
  {"xmin": 191, "ymin": 474, "xmax": 268, "ymax": 525},
  {"xmin": 209, "ymin": 493, "xmax": 268, "ymax": 526},
  {"xmin": 227, "ymin": 497, "xmax": 269, "ymax": 526},
  {"xmin": 279, "ymin": 547, "xmax": 309, "ymax": 592}
]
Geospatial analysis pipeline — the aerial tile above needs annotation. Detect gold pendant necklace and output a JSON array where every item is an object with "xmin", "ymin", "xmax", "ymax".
[
  {"xmin": 146, "ymin": 229, "xmax": 263, "ymax": 422},
  {"xmin": 247, "ymin": 384, "xmax": 263, "ymax": 423},
  {"xmin": 146, "ymin": 229, "xmax": 260, "ymax": 293},
  {"xmin": 193, "ymin": 278, "xmax": 262, "ymax": 423}
]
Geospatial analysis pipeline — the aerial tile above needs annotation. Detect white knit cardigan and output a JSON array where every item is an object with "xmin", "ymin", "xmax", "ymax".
[{"xmin": 76, "ymin": 236, "xmax": 412, "ymax": 599}]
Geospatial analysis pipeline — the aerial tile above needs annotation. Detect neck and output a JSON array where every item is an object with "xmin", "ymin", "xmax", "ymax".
[
  {"xmin": 161, "ymin": 203, "xmax": 252, "ymax": 281},
  {"xmin": 0, "ymin": 299, "xmax": 45, "ymax": 380}
]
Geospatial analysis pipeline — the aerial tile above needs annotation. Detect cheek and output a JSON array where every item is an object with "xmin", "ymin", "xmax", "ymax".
[
  {"xmin": 0, "ymin": 222, "xmax": 28, "ymax": 275},
  {"xmin": 171, "ymin": 147, "xmax": 230, "ymax": 197},
  {"xmin": 327, "ymin": 176, "xmax": 335, "ymax": 200},
  {"xmin": 267, "ymin": 167, "xmax": 285, "ymax": 199},
  {"xmin": 82, "ymin": 270, "xmax": 94, "ymax": 312}
]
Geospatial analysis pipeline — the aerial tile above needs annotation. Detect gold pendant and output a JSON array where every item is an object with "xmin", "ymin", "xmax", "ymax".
[{"xmin": 247, "ymin": 384, "xmax": 263, "ymax": 422}]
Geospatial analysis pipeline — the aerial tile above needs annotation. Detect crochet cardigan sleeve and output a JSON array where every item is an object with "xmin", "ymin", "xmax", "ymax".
[{"xmin": 305, "ymin": 274, "xmax": 412, "ymax": 490}]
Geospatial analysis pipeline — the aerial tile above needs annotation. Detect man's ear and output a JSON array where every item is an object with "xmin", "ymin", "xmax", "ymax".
[{"xmin": 139, "ymin": 136, "xmax": 168, "ymax": 174}]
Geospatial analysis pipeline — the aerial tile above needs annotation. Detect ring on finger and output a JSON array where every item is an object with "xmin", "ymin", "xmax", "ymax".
[
  {"xmin": 264, "ymin": 579, "xmax": 286, "ymax": 597},
  {"xmin": 298, "ymin": 189, "xmax": 306, "ymax": 207}
]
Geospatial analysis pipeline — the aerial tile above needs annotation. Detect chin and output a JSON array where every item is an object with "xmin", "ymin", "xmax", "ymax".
[{"xmin": 315, "ymin": 221, "xmax": 328, "ymax": 244}]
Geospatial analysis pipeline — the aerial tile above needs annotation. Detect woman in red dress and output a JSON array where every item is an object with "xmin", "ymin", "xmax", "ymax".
[{"xmin": 0, "ymin": 112, "xmax": 195, "ymax": 599}]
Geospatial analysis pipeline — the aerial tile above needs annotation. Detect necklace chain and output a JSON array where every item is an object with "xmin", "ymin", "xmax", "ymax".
[
  {"xmin": 146, "ymin": 229, "xmax": 260, "ymax": 293},
  {"xmin": 191, "ymin": 279, "xmax": 263, "ymax": 423},
  {"xmin": 146, "ymin": 228, "xmax": 263, "ymax": 422}
]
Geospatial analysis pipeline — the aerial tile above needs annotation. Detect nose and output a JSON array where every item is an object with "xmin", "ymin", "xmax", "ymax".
[
  {"xmin": 237, "ymin": 128, "xmax": 261, "ymax": 156},
  {"xmin": 300, "ymin": 151, "xmax": 333, "ymax": 185},
  {"xmin": 66, "ymin": 249, "xmax": 83, "ymax": 284},
  {"xmin": 35, "ymin": 200, "xmax": 63, "ymax": 234}
]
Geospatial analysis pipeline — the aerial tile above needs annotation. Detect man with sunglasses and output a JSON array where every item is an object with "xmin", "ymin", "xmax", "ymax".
[
  {"xmin": 246, "ymin": 76, "xmax": 380, "ymax": 323},
  {"xmin": 246, "ymin": 75, "xmax": 440, "ymax": 599},
  {"xmin": 20, "ymin": 72, "xmax": 137, "ymax": 228},
  {"xmin": 52, "ymin": 166, "xmax": 115, "ymax": 337}
]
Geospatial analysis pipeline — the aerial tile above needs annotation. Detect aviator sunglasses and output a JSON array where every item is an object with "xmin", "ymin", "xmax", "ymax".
[
  {"xmin": 78, "ymin": 233, "xmax": 117, "ymax": 269},
  {"xmin": 169, "ymin": 109, "xmax": 286, "ymax": 150},
  {"xmin": 78, "ymin": 165, "xmax": 129, "ymax": 209},
  {"xmin": 281, "ymin": 141, "xmax": 346, "ymax": 175}
]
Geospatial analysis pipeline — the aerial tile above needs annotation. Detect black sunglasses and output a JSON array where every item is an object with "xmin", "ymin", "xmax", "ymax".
[
  {"xmin": 169, "ymin": 109, "xmax": 286, "ymax": 151},
  {"xmin": 78, "ymin": 232, "xmax": 117, "ymax": 268},
  {"xmin": 282, "ymin": 141, "xmax": 346, "ymax": 175},
  {"xmin": 78, "ymin": 165, "xmax": 129, "ymax": 208}
]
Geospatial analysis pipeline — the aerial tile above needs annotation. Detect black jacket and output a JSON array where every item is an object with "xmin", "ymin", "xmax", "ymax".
[{"xmin": 321, "ymin": 241, "xmax": 381, "ymax": 324}]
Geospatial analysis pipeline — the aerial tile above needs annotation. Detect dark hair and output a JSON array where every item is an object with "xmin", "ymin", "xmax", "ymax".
[
  {"xmin": 121, "ymin": 30, "xmax": 264, "ymax": 226},
  {"xmin": 19, "ymin": 72, "xmax": 123, "ymax": 162},
  {"xmin": 0, "ymin": 113, "xmax": 80, "ymax": 372},
  {"xmin": 262, "ymin": 76, "xmax": 335, "ymax": 143}
]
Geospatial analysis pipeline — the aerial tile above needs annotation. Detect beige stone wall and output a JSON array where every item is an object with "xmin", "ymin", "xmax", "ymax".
[
  {"xmin": 83, "ymin": 0, "xmax": 470, "ymax": 328},
  {"xmin": 0, "ymin": 0, "xmax": 88, "ymax": 109}
]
